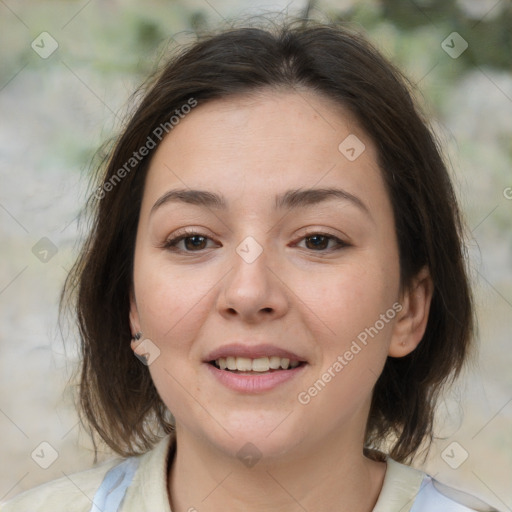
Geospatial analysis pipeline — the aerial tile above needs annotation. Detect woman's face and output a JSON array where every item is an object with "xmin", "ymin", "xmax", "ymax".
[{"xmin": 130, "ymin": 90, "xmax": 404, "ymax": 459}]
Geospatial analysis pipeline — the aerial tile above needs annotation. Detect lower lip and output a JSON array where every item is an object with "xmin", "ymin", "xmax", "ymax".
[{"xmin": 205, "ymin": 363, "xmax": 306, "ymax": 393}]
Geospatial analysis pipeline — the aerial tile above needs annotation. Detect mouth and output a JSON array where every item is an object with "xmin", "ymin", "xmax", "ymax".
[
  {"xmin": 204, "ymin": 344, "xmax": 308, "ymax": 392},
  {"xmin": 209, "ymin": 356, "xmax": 305, "ymax": 374}
]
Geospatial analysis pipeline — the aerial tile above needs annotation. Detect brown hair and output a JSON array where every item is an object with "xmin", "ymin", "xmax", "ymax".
[{"xmin": 62, "ymin": 17, "xmax": 474, "ymax": 462}]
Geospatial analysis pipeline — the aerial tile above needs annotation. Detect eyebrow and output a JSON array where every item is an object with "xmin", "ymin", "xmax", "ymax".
[{"xmin": 150, "ymin": 187, "xmax": 371, "ymax": 218}]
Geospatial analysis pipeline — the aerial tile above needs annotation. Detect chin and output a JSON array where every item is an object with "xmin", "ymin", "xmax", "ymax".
[{"xmin": 217, "ymin": 413, "xmax": 305, "ymax": 459}]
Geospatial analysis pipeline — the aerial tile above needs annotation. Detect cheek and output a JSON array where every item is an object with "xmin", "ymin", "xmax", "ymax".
[
  {"xmin": 296, "ymin": 261, "xmax": 398, "ymax": 428},
  {"xmin": 133, "ymin": 253, "xmax": 216, "ymax": 342},
  {"xmin": 301, "ymin": 256, "xmax": 399, "ymax": 344},
  {"xmin": 133, "ymin": 257, "xmax": 214, "ymax": 417}
]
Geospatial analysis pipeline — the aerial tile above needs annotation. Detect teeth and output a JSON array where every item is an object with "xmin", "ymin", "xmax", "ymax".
[
  {"xmin": 214, "ymin": 356, "xmax": 301, "ymax": 372},
  {"xmin": 236, "ymin": 357, "xmax": 252, "ymax": 372},
  {"xmin": 269, "ymin": 356, "xmax": 281, "ymax": 369},
  {"xmin": 252, "ymin": 357, "xmax": 270, "ymax": 372}
]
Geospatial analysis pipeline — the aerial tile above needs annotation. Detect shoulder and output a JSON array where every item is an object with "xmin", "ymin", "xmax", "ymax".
[
  {"xmin": 0, "ymin": 435, "xmax": 174, "ymax": 512},
  {"xmin": 411, "ymin": 475, "xmax": 502, "ymax": 512},
  {"xmin": 373, "ymin": 458, "xmax": 502, "ymax": 512},
  {"xmin": 0, "ymin": 457, "xmax": 122, "ymax": 512}
]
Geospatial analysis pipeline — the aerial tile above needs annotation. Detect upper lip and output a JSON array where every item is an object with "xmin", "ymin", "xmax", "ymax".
[{"xmin": 205, "ymin": 343, "xmax": 306, "ymax": 362}]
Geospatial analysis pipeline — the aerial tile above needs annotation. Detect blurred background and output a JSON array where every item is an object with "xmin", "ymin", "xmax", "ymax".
[{"xmin": 0, "ymin": 0, "xmax": 511, "ymax": 509}]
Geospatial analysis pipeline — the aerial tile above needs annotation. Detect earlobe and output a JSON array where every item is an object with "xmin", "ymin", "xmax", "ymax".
[{"xmin": 389, "ymin": 266, "xmax": 433, "ymax": 358}]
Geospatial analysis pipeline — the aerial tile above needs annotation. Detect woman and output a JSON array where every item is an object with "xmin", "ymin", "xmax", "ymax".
[{"xmin": 2, "ymin": 17, "xmax": 500, "ymax": 512}]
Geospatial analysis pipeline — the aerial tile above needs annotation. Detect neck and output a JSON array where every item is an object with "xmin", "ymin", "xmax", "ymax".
[{"xmin": 168, "ymin": 427, "xmax": 386, "ymax": 512}]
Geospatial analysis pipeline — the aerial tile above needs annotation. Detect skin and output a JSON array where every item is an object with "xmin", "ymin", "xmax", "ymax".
[{"xmin": 129, "ymin": 89, "xmax": 433, "ymax": 512}]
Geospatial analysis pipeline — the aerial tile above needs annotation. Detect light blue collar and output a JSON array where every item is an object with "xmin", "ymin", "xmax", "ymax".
[{"xmin": 89, "ymin": 456, "xmax": 140, "ymax": 512}]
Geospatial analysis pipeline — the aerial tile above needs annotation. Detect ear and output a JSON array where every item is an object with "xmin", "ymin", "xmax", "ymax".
[
  {"xmin": 129, "ymin": 289, "xmax": 141, "ymax": 340},
  {"xmin": 389, "ymin": 266, "xmax": 433, "ymax": 358}
]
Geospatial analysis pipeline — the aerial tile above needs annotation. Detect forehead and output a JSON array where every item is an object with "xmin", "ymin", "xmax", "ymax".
[{"xmin": 142, "ymin": 89, "xmax": 385, "ymax": 213}]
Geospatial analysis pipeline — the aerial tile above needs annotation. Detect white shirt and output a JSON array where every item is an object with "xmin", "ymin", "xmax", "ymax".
[{"xmin": 1, "ymin": 434, "xmax": 500, "ymax": 512}]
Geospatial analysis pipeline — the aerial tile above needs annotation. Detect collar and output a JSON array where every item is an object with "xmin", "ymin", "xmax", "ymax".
[
  {"xmin": 122, "ymin": 434, "xmax": 176, "ymax": 511},
  {"xmin": 372, "ymin": 457, "xmax": 425, "ymax": 512},
  {"xmin": 122, "ymin": 435, "xmax": 425, "ymax": 512}
]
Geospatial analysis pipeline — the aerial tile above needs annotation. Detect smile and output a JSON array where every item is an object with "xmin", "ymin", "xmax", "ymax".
[
  {"xmin": 204, "ymin": 343, "xmax": 308, "ymax": 392},
  {"xmin": 206, "ymin": 359, "xmax": 306, "ymax": 393},
  {"xmin": 211, "ymin": 356, "xmax": 302, "ymax": 372}
]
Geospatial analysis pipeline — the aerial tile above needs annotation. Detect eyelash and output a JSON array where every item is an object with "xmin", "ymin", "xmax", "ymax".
[{"xmin": 162, "ymin": 229, "xmax": 349, "ymax": 254}]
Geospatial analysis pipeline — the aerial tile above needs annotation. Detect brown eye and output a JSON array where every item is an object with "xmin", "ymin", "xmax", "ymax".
[
  {"xmin": 163, "ymin": 232, "xmax": 218, "ymax": 253},
  {"xmin": 183, "ymin": 235, "xmax": 208, "ymax": 251},
  {"xmin": 304, "ymin": 234, "xmax": 330, "ymax": 250},
  {"xmin": 295, "ymin": 232, "xmax": 348, "ymax": 253}
]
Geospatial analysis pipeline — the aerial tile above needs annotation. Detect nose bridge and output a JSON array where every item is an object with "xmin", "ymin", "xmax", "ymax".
[
  {"xmin": 218, "ymin": 234, "xmax": 288, "ymax": 319},
  {"xmin": 229, "ymin": 234, "xmax": 272, "ymax": 299}
]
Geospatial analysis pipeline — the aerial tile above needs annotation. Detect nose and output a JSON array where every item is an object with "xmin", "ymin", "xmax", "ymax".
[{"xmin": 216, "ymin": 242, "xmax": 289, "ymax": 324}]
